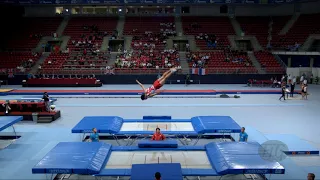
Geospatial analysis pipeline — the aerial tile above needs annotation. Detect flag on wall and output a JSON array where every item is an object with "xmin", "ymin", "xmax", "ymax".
[
  {"xmin": 191, "ymin": 68, "xmax": 206, "ymax": 75},
  {"xmin": 8, "ymin": 69, "xmax": 14, "ymax": 78}
]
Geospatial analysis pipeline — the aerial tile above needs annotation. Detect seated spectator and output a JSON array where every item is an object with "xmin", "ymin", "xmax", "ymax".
[
  {"xmin": 89, "ymin": 128, "xmax": 99, "ymax": 142},
  {"xmin": 152, "ymin": 128, "xmax": 166, "ymax": 141}
]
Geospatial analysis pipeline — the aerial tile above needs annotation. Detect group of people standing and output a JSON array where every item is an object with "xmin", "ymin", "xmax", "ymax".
[{"xmin": 279, "ymin": 74, "xmax": 308, "ymax": 101}]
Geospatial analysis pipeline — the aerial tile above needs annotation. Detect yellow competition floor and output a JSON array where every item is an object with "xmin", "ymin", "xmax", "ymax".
[{"xmin": 0, "ymin": 89, "xmax": 13, "ymax": 93}]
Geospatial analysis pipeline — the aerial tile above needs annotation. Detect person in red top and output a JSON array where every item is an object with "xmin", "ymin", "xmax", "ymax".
[
  {"xmin": 136, "ymin": 67, "xmax": 177, "ymax": 100},
  {"xmin": 152, "ymin": 128, "xmax": 166, "ymax": 141}
]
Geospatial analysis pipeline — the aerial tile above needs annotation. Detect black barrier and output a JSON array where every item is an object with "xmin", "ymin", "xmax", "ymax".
[
  {"xmin": 52, "ymin": 96, "xmax": 240, "ymax": 98},
  {"xmin": 7, "ymin": 74, "xmax": 282, "ymax": 85}
]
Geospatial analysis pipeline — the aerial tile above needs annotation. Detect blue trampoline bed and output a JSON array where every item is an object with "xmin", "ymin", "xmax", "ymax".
[
  {"xmin": 71, "ymin": 116, "xmax": 242, "ymax": 145},
  {"xmin": 32, "ymin": 141, "xmax": 285, "ymax": 180},
  {"xmin": 0, "ymin": 116, "xmax": 23, "ymax": 138}
]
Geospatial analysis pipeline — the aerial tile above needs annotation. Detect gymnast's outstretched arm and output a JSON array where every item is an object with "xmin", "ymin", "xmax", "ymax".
[
  {"xmin": 136, "ymin": 80, "xmax": 146, "ymax": 91},
  {"xmin": 149, "ymin": 89, "xmax": 165, "ymax": 97}
]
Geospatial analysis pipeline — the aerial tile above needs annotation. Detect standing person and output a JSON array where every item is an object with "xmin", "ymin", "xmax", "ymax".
[
  {"xmin": 42, "ymin": 92, "xmax": 50, "ymax": 111},
  {"xmin": 2, "ymin": 101, "xmax": 11, "ymax": 116},
  {"xmin": 301, "ymin": 84, "xmax": 308, "ymax": 100},
  {"xmin": 185, "ymin": 74, "xmax": 190, "ymax": 86},
  {"xmin": 239, "ymin": 127, "xmax": 248, "ymax": 142},
  {"xmin": 279, "ymin": 85, "xmax": 286, "ymax": 101},
  {"xmin": 290, "ymin": 78, "xmax": 296, "ymax": 97},
  {"xmin": 89, "ymin": 128, "xmax": 99, "ymax": 142}
]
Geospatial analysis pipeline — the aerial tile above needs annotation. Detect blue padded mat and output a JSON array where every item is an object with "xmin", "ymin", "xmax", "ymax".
[
  {"xmin": 72, "ymin": 116, "xmax": 241, "ymax": 135},
  {"xmin": 72, "ymin": 116, "xmax": 123, "ymax": 133},
  {"xmin": 32, "ymin": 142, "xmax": 111, "ymax": 174},
  {"xmin": 265, "ymin": 134, "xmax": 319, "ymax": 155},
  {"xmin": 191, "ymin": 116, "xmax": 241, "ymax": 133},
  {"xmin": 131, "ymin": 163, "xmax": 183, "ymax": 180},
  {"xmin": 205, "ymin": 142, "xmax": 285, "ymax": 175},
  {"xmin": 0, "ymin": 116, "xmax": 23, "ymax": 131},
  {"xmin": 138, "ymin": 140, "xmax": 178, "ymax": 148}
]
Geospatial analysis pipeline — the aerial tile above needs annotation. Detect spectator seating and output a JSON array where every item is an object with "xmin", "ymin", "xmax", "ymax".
[
  {"xmin": 124, "ymin": 17, "xmax": 175, "ymax": 35},
  {"xmin": 0, "ymin": 101, "xmax": 61, "ymax": 122},
  {"xmin": 0, "ymin": 52, "xmax": 38, "ymax": 69},
  {"xmin": 115, "ymin": 50, "xmax": 180, "ymax": 70},
  {"xmin": 63, "ymin": 17, "xmax": 118, "ymax": 51},
  {"xmin": 41, "ymin": 53, "xmax": 69, "ymax": 71},
  {"xmin": 182, "ymin": 16, "xmax": 235, "ymax": 50},
  {"xmin": 41, "ymin": 52, "xmax": 109, "ymax": 74},
  {"xmin": 188, "ymin": 51, "xmax": 257, "ymax": 74},
  {"xmin": 269, "ymin": 16, "xmax": 291, "ymax": 48},
  {"xmin": 237, "ymin": 16, "xmax": 290, "ymax": 48},
  {"xmin": 237, "ymin": 16, "xmax": 270, "ymax": 48},
  {"xmin": 7, "ymin": 17, "xmax": 63, "ymax": 50},
  {"xmin": 254, "ymin": 51, "xmax": 285, "ymax": 73},
  {"xmin": 281, "ymin": 13, "xmax": 320, "ymax": 47}
]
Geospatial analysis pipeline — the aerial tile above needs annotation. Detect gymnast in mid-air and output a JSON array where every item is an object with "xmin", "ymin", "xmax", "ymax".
[{"xmin": 136, "ymin": 67, "xmax": 177, "ymax": 100}]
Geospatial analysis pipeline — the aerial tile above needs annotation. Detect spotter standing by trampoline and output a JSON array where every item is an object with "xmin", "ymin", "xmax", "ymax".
[{"xmin": 137, "ymin": 67, "xmax": 177, "ymax": 100}]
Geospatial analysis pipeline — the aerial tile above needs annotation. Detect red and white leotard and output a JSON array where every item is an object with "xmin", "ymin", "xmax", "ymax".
[
  {"xmin": 145, "ymin": 85, "xmax": 156, "ymax": 95},
  {"xmin": 145, "ymin": 80, "xmax": 163, "ymax": 96}
]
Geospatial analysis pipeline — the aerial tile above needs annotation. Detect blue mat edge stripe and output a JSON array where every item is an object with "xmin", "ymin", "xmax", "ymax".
[
  {"xmin": 95, "ymin": 168, "xmax": 218, "ymax": 176},
  {"xmin": 6, "ymin": 92, "xmax": 299, "ymax": 95},
  {"xmin": 0, "ymin": 116, "xmax": 23, "ymax": 132}
]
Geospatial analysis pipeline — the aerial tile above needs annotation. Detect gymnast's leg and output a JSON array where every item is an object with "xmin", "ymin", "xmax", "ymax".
[{"xmin": 157, "ymin": 67, "xmax": 177, "ymax": 85}]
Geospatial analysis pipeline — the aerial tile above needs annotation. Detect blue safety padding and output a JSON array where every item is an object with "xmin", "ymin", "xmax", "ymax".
[
  {"xmin": 71, "ymin": 116, "xmax": 123, "ymax": 133},
  {"xmin": 181, "ymin": 169, "xmax": 218, "ymax": 176},
  {"xmin": 205, "ymin": 142, "xmax": 285, "ymax": 175},
  {"xmin": 0, "ymin": 116, "xmax": 23, "ymax": 132},
  {"xmin": 138, "ymin": 140, "xmax": 178, "ymax": 148},
  {"xmin": 32, "ymin": 142, "xmax": 112, "ymax": 175},
  {"xmin": 143, "ymin": 116, "xmax": 171, "ymax": 120},
  {"xmin": 191, "ymin": 116, "xmax": 241, "ymax": 134},
  {"xmin": 131, "ymin": 163, "xmax": 183, "ymax": 180},
  {"xmin": 117, "ymin": 131, "xmax": 198, "ymax": 135},
  {"xmin": 95, "ymin": 169, "xmax": 131, "ymax": 176},
  {"xmin": 207, "ymin": 141, "xmax": 261, "ymax": 155},
  {"xmin": 112, "ymin": 146, "xmax": 206, "ymax": 151},
  {"xmin": 124, "ymin": 119, "xmax": 191, "ymax": 122}
]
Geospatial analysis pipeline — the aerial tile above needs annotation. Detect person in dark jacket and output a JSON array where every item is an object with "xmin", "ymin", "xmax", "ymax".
[
  {"xmin": 42, "ymin": 92, "xmax": 50, "ymax": 111},
  {"xmin": 279, "ymin": 85, "xmax": 286, "ymax": 101}
]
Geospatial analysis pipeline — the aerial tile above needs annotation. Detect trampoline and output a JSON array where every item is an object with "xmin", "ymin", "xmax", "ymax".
[
  {"xmin": 32, "ymin": 141, "xmax": 285, "ymax": 180},
  {"xmin": 71, "ymin": 116, "xmax": 242, "ymax": 145},
  {"xmin": 0, "ymin": 116, "xmax": 23, "ymax": 139}
]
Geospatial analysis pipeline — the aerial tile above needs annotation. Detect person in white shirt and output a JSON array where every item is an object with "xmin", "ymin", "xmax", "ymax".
[
  {"xmin": 300, "ymin": 76, "xmax": 304, "ymax": 84},
  {"xmin": 303, "ymin": 79, "xmax": 307, "ymax": 85}
]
